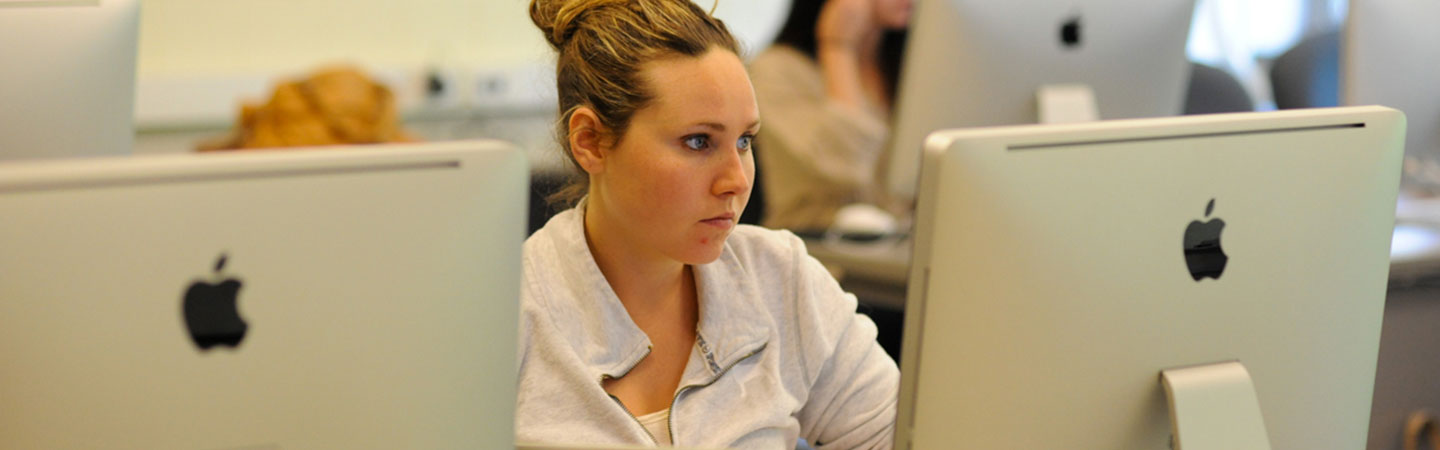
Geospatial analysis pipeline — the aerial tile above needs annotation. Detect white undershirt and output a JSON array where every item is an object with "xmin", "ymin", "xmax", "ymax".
[{"xmin": 635, "ymin": 409, "xmax": 672, "ymax": 446}]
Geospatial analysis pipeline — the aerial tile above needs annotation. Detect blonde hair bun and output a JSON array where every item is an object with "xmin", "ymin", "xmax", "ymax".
[
  {"xmin": 528, "ymin": 0, "xmax": 627, "ymax": 51},
  {"xmin": 527, "ymin": 0, "xmax": 738, "ymax": 206}
]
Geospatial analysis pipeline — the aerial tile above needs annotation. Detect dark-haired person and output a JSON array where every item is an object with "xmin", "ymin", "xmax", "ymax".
[
  {"xmin": 750, "ymin": 0, "xmax": 911, "ymax": 232},
  {"xmin": 517, "ymin": 0, "xmax": 899, "ymax": 448}
]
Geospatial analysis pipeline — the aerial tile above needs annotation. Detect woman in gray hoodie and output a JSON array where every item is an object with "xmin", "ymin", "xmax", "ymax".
[{"xmin": 516, "ymin": 1, "xmax": 899, "ymax": 448}]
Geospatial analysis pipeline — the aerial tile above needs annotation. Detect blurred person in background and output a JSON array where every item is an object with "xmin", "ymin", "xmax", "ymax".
[
  {"xmin": 199, "ymin": 65, "xmax": 416, "ymax": 151},
  {"xmin": 748, "ymin": 0, "xmax": 911, "ymax": 233}
]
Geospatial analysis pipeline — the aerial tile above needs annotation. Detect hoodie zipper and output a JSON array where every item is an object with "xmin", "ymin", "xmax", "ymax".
[
  {"xmin": 608, "ymin": 392, "xmax": 660, "ymax": 445},
  {"xmin": 602, "ymin": 346, "xmax": 660, "ymax": 445},
  {"xmin": 666, "ymin": 343, "xmax": 768, "ymax": 445}
]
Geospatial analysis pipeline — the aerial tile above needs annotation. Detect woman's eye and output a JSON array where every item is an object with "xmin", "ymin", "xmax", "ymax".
[
  {"xmin": 683, "ymin": 134, "xmax": 711, "ymax": 151},
  {"xmin": 737, "ymin": 135, "xmax": 754, "ymax": 152}
]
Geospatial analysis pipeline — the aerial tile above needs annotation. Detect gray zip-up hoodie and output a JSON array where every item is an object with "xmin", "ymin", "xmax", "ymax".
[{"xmin": 516, "ymin": 207, "xmax": 899, "ymax": 449}]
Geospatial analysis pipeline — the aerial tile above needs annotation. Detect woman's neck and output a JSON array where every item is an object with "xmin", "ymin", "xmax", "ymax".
[{"xmin": 583, "ymin": 202, "xmax": 693, "ymax": 314}]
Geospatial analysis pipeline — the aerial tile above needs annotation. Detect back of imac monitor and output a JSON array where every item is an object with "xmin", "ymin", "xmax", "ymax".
[
  {"xmin": 897, "ymin": 107, "xmax": 1404, "ymax": 450},
  {"xmin": 885, "ymin": 0, "xmax": 1195, "ymax": 202},
  {"xmin": 0, "ymin": 0, "xmax": 139, "ymax": 161},
  {"xmin": 1344, "ymin": 0, "xmax": 1440, "ymax": 194},
  {"xmin": 0, "ymin": 141, "xmax": 527, "ymax": 449}
]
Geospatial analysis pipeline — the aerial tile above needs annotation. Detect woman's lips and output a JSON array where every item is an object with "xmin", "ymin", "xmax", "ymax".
[{"xmin": 701, "ymin": 214, "xmax": 735, "ymax": 228}]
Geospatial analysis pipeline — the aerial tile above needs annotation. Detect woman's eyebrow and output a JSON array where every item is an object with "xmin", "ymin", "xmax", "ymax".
[{"xmin": 692, "ymin": 120, "xmax": 762, "ymax": 131}]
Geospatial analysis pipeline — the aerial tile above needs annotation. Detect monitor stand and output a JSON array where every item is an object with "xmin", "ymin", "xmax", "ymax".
[
  {"xmin": 1037, "ymin": 83, "xmax": 1100, "ymax": 124},
  {"xmin": 1160, "ymin": 361, "xmax": 1273, "ymax": 450}
]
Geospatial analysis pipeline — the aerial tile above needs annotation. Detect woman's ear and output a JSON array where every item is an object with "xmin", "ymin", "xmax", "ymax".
[{"xmin": 568, "ymin": 107, "xmax": 607, "ymax": 175}]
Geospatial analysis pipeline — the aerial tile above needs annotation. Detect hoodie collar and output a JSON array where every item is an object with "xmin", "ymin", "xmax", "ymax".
[{"xmin": 538, "ymin": 201, "xmax": 770, "ymax": 381}]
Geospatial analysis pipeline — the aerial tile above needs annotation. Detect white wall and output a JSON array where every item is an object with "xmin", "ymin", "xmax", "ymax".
[
  {"xmin": 135, "ymin": 0, "xmax": 788, "ymax": 129},
  {"xmin": 138, "ymin": 0, "xmax": 786, "ymax": 78},
  {"xmin": 139, "ymin": 0, "xmax": 546, "ymax": 78},
  {"xmin": 711, "ymin": 0, "xmax": 790, "ymax": 58}
]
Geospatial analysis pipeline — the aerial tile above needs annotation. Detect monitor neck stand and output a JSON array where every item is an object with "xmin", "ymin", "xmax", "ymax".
[
  {"xmin": 1160, "ymin": 360, "xmax": 1273, "ymax": 450},
  {"xmin": 1037, "ymin": 83, "xmax": 1100, "ymax": 124}
]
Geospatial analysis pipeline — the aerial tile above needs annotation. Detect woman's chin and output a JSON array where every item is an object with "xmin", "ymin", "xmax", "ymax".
[{"xmin": 675, "ymin": 241, "xmax": 728, "ymax": 266}]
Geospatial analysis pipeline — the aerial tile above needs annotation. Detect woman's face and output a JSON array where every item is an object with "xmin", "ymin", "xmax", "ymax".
[
  {"xmin": 589, "ymin": 47, "xmax": 759, "ymax": 266},
  {"xmin": 873, "ymin": 0, "xmax": 913, "ymax": 30}
]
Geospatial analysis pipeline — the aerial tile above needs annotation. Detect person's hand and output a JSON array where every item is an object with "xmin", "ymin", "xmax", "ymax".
[{"xmin": 816, "ymin": 0, "xmax": 877, "ymax": 53}]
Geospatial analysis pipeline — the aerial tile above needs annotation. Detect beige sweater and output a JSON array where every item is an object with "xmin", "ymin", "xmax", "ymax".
[{"xmin": 749, "ymin": 46, "xmax": 893, "ymax": 231}]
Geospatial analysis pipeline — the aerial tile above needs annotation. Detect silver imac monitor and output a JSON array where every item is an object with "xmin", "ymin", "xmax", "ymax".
[
  {"xmin": 884, "ymin": 0, "xmax": 1195, "ymax": 203},
  {"xmin": 896, "ymin": 106, "xmax": 1404, "ymax": 450},
  {"xmin": 1343, "ymin": 0, "xmax": 1440, "ymax": 195},
  {"xmin": 0, "ymin": 0, "xmax": 139, "ymax": 161},
  {"xmin": 0, "ymin": 141, "xmax": 527, "ymax": 449}
]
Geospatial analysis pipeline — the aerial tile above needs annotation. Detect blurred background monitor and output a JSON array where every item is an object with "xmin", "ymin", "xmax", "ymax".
[
  {"xmin": 1343, "ymin": 0, "xmax": 1440, "ymax": 195},
  {"xmin": 0, "ymin": 0, "xmax": 139, "ymax": 161},
  {"xmin": 885, "ymin": 0, "xmax": 1196, "ymax": 203},
  {"xmin": 896, "ymin": 106, "xmax": 1403, "ymax": 449}
]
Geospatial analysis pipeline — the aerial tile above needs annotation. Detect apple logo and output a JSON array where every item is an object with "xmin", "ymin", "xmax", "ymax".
[
  {"xmin": 182, "ymin": 253, "xmax": 248, "ymax": 350},
  {"xmin": 1060, "ymin": 15, "xmax": 1082, "ymax": 49},
  {"xmin": 1183, "ymin": 199, "xmax": 1228, "ymax": 281}
]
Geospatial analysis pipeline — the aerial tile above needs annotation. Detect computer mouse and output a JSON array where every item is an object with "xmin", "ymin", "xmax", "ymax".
[{"xmin": 830, "ymin": 203, "xmax": 898, "ymax": 241}]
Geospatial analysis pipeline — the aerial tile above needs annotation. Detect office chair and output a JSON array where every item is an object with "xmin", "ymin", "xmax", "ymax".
[
  {"xmin": 739, "ymin": 142, "xmax": 766, "ymax": 226},
  {"xmin": 1183, "ymin": 62, "xmax": 1255, "ymax": 115},
  {"xmin": 1270, "ymin": 30, "xmax": 1340, "ymax": 110}
]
